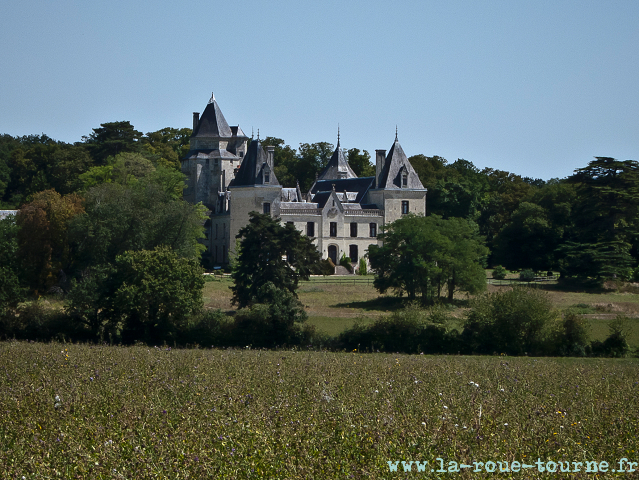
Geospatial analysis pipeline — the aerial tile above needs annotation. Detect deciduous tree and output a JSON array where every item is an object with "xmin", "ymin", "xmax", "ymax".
[{"xmin": 368, "ymin": 214, "xmax": 487, "ymax": 303}]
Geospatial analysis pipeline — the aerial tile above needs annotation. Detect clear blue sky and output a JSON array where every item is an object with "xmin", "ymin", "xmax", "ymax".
[{"xmin": 1, "ymin": 0, "xmax": 637, "ymax": 180}]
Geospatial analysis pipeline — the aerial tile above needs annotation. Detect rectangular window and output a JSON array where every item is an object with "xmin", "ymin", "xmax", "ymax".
[
  {"xmin": 370, "ymin": 223, "xmax": 377, "ymax": 237},
  {"xmin": 401, "ymin": 201, "xmax": 409, "ymax": 214},
  {"xmin": 349, "ymin": 245, "xmax": 358, "ymax": 262},
  {"xmin": 265, "ymin": 173, "xmax": 270, "ymax": 183},
  {"xmin": 286, "ymin": 221, "xmax": 294, "ymax": 227},
  {"xmin": 330, "ymin": 222, "xmax": 337, "ymax": 237},
  {"xmin": 306, "ymin": 221, "xmax": 314, "ymax": 237},
  {"xmin": 263, "ymin": 202, "xmax": 271, "ymax": 214},
  {"xmin": 350, "ymin": 222, "xmax": 358, "ymax": 237}
]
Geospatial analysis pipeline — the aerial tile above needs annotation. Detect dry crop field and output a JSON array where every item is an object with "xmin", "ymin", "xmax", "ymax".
[{"xmin": 2, "ymin": 341, "xmax": 638, "ymax": 479}]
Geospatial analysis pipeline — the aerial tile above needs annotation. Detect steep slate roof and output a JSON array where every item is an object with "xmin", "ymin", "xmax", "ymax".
[
  {"xmin": 229, "ymin": 139, "xmax": 280, "ymax": 187},
  {"xmin": 377, "ymin": 137, "xmax": 425, "ymax": 189},
  {"xmin": 317, "ymin": 139, "xmax": 357, "ymax": 180},
  {"xmin": 192, "ymin": 97, "xmax": 233, "ymax": 138},
  {"xmin": 310, "ymin": 191, "xmax": 335, "ymax": 209},
  {"xmin": 311, "ymin": 177, "xmax": 375, "ymax": 205}
]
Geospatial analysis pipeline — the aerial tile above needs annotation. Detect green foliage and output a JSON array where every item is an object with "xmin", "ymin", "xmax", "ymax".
[
  {"xmin": 339, "ymin": 253, "xmax": 353, "ymax": 273},
  {"xmin": 559, "ymin": 157, "xmax": 639, "ymax": 280},
  {"xmin": 519, "ymin": 268, "xmax": 536, "ymax": 282},
  {"xmin": 462, "ymin": 287, "xmax": 557, "ymax": 355},
  {"xmin": 493, "ymin": 202, "xmax": 556, "ymax": 271},
  {"xmin": 140, "ymin": 127, "xmax": 192, "ymax": 170},
  {"xmin": 491, "ymin": 265, "xmax": 507, "ymax": 280},
  {"xmin": 231, "ymin": 212, "xmax": 320, "ymax": 308},
  {"xmin": 347, "ymin": 148, "xmax": 375, "ymax": 177},
  {"xmin": 178, "ymin": 309, "xmax": 233, "ymax": 347},
  {"xmin": 477, "ymin": 169, "xmax": 535, "ymax": 250},
  {"xmin": 357, "ymin": 257, "xmax": 367, "ymax": 275},
  {"xmin": 368, "ymin": 214, "xmax": 488, "ymax": 303},
  {"xmin": 0, "ymin": 215, "xmax": 25, "ymax": 315},
  {"xmin": 262, "ymin": 137, "xmax": 334, "ymax": 191},
  {"xmin": 0, "ymin": 299, "xmax": 76, "ymax": 341},
  {"xmin": 66, "ymin": 247, "xmax": 204, "ymax": 342},
  {"xmin": 310, "ymin": 259, "xmax": 334, "ymax": 276},
  {"xmin": 234, "ymin": 282, "xmax": 309, "ymax": 347},
  {"xmin": 83, "ymin": 121, "xmax": 143, "ymax": 164},
  {"xmin": 552, "ymin": 312, "xmax": 590, "ymax": 356},
  {"xmin": 69, "ymin": 182, "xmax": 205, "ymax": 270},
  {"xmin": 588, "ymin": 315, "xmax": 633, "ymax": 358},
  {"xmin": 338, "ymin": 303, "xmax": 458, "ymax": 354}
]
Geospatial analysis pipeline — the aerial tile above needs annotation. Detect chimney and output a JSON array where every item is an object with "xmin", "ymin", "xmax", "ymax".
[
  {"xmin": 375, "ymin": 149, "xmax": 386, "ymax": 187},
  {"xmin": 266, "ymin": 145, "xmax": 275, "ymax": 168},
  {"xmin": 193, "ymin": 112, "xmax": 200, "ymax": 131}
]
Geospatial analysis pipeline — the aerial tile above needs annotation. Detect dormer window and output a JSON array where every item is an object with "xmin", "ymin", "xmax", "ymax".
[
  {"xmin": 265, "ymin": 173, "xmax": 270, "ymax": 183},
  {"xmin": 401, "ymin": 168, "xmax": 408, "ymax": 187},
  {"xmin": 263, "ymin": 165, "xmax": 271, "ymax": 184}
]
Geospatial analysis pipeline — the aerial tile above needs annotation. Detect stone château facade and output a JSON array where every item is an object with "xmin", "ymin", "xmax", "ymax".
[{"xmin": 181, "ymin": 94, "xmax": 427, "ymax": 268}]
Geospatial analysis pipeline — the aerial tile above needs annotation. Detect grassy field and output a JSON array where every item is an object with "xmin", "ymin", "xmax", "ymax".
[
  {"xmin": 203, "ymin": 277, "xmax": 639, "ymax": 348},
  {"xmin": 2, "ymin": 341, "xmax": 638, "ymax": 479}
]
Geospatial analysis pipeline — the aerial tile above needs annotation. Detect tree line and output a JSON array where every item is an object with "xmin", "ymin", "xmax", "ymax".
[{"xmin": 1, "ymin": 119, "xmax": 638, "ymax": 349}]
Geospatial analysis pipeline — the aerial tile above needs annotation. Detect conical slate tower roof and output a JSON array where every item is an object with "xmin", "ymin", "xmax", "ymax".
[
  {"xmin": 317, "ymin": 134, "xmax": 357, "ymax": 180},
  {"xmin": 230, "ymin": 139, "xmax": 279, "ymax": 187},
  {"xmin": 192, "ymin": 94, "xmax": 233, "ymax": 139},
  {"xmin": 377, "ymin": 134, "xmax": 424, "ymax": 189}
]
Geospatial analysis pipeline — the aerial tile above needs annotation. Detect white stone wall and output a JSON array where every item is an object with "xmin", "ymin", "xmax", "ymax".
[{"xmin": 228, "ymin": 185, "xmax": 283, "ymax": 257}]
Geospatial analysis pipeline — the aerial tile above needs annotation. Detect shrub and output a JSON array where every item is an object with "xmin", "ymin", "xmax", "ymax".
[
  {"xmin": 589, "ymin": 315, "xmax": 632, "ymax": 357},
  {"xmin": 233, "ymin": 282, "xmax": 308, "ymax": 348},
  {"xmin": 0, "ymin": 299, "xmax": 87, "ymax": 342},
  {"xmin": 311, "ymin": 259, "xmax": 334, "ymax": 276},
  {"xmin": 338, "ymin": 303, "xmax": 459, "ymax": 354},
  {"xmin": 461, "ymin": 287, "xmax": 556, "ymax": 355},
  {"xmin": 519, "ymin": 269, "xmax": 536, "ymax": 282},
  {"xmin": 177, "ymin": 309, "xmax": 233, "ymax": 347},
  {"xmin": 358, "ymin": 257, "xmax": 367, "ymax": 275},
  {"xmin": 492, "ymin": 265, "xmax": 507, "ymax": 280},
  {"xmin": 339, "ymin": 254, "xmax": 353, "ymax": 273},
  {"xmin": 551, "ymin": 312, "xmax": 590, "ymax": 356}
]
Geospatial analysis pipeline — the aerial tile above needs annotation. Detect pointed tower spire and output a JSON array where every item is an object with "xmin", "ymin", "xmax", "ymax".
[
  {"xmin": 208, "ymin": 92, "xmax": 215, "ymax": 104},
  {"xmin": 395, "ymin": 125, "xmax": 398, "ymax": 142},
  {"xmin": 316, "ymin": 126, "xmax": 357, "ymax": 180}
]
